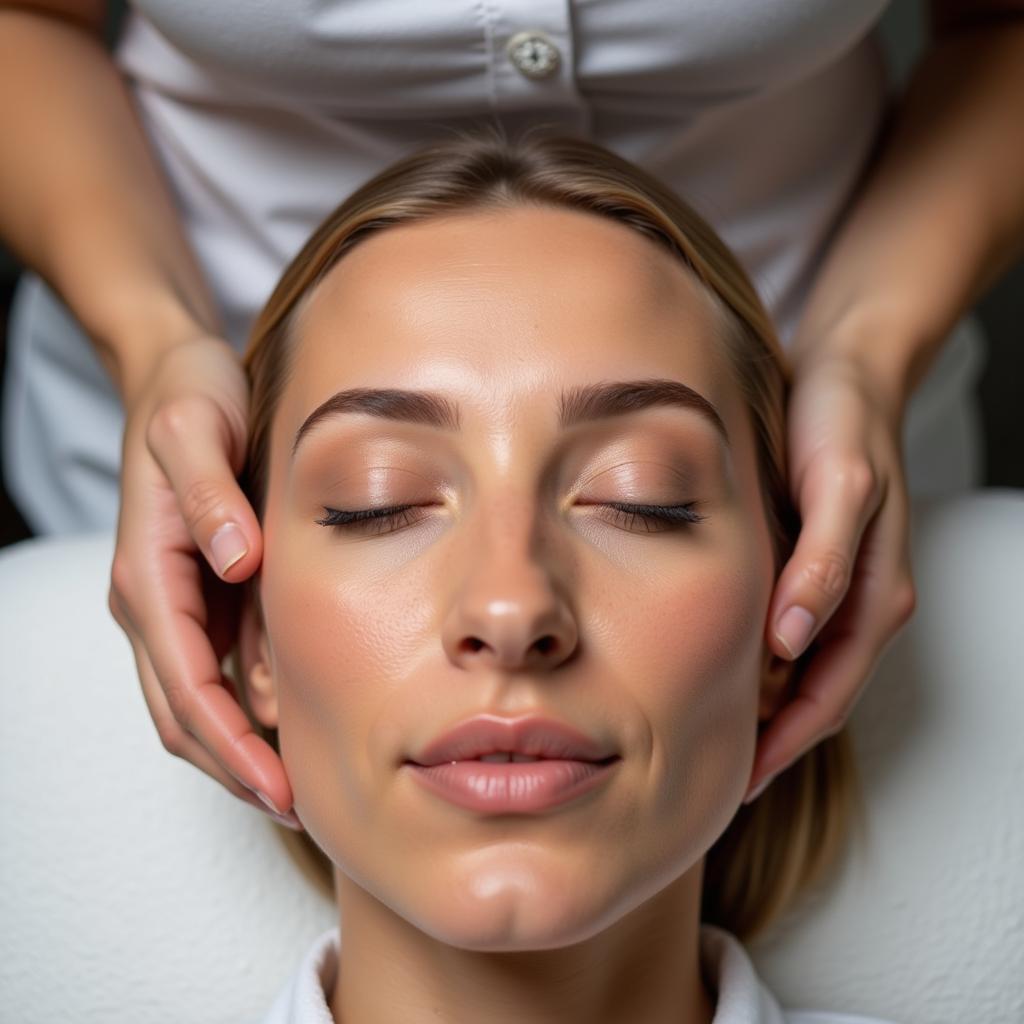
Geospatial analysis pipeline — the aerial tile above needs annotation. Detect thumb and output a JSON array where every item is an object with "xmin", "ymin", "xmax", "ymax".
[
  {"xmin": 146, "ymin": 394, "xmax": 262, "ymax": 581},
  {"xmin": 770, "ymin": 457, "xmax": 880, "ymax": 660}
]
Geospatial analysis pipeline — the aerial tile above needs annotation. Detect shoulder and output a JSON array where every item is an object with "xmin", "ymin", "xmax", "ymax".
[{"xmin": 257, "ymin": 927, "xmax": 340, "ymax": 1024}]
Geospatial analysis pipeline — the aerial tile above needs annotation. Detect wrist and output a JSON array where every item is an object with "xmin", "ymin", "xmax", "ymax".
[
  {"xmin": 95, "ymin": 289, "xmax": 223, "ymax": 408},
  {"xmin": 789, "ymin": 298, "xmax": 941, "ymax": 422}
]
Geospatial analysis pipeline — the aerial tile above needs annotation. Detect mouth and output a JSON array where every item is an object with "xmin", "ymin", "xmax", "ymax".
[
  {"xmin": 403, "ymin": 713, "xmax": 621, "ymax": 813},
  {"xmin": 403, "ymin": 754, "xmax": 622, "ymax": 814},
  {"xmin": 405, "ymin": 753, "xmax": 621, "ymax": 766},
  {"xmin": 408, "ymin": 713, "xmax": 618, "ymax": 768}
]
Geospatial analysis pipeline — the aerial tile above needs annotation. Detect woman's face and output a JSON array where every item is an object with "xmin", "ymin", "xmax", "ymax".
[{"xmin": 249, "ymin": 205, "xmax": 786, "ymax": 951}]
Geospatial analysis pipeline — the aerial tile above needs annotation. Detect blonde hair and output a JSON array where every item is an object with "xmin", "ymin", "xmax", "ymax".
[{"xmin": 240, "ymin": 129, "xmax": 863, "ymax": 943}]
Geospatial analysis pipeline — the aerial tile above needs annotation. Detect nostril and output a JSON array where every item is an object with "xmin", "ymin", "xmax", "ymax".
[
  {"xmin": 533, "ymin": 635, "xmax": 557, "ymax": 655},
  {"xmin": 452, "ymin": 632, "xmax": 563, "ymax": 662}
]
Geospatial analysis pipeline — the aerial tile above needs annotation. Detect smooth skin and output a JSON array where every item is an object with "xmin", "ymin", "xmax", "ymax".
[
  {"xmin": 0, "ymin": 1, "xmax": 1022, "ymax": 816},
  {"xmin": 241, "ymin": 205, "xmax": 794, "ymax": 1024}
]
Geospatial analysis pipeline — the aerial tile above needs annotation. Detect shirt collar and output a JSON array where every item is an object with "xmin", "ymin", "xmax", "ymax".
[
  {"xmin": 701, "ymin": 924, "xmax": 789, "ymax": 1024},
  {"xmin": 262, "ymin": 923, "xmax": 787, "ymax": 1024}
]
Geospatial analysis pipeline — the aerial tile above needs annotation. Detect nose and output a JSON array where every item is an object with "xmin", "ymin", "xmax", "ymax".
[{"xmin": 441, "ymin": 522, "xmax": 579, "ymax": 673}]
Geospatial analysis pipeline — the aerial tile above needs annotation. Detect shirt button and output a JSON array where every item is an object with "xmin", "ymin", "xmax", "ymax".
[{"xmin": 507, "ymin": 30, "xmax": 561, "ymax": 80}]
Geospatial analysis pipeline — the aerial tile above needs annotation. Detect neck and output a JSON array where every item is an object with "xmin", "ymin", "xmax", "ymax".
[{"xmin": 328, "ymin": 870, "xmax": 716, "ymax": 1024}]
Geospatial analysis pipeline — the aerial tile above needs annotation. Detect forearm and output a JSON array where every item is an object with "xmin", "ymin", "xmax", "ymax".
[
  {"xmin": 790, "ymin": 18, "xmax": 1024, "ymax": 412},
  {"xmin": 0, "ymin": 7, "xmax": 222, "ymax": 403}
]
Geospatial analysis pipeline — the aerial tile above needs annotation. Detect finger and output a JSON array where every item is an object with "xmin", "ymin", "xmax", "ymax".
[
  {"xmin": 744, "ymin": 483, "xmax": 915, "ymax": 803},
  {"xmin": 113, "ymin": 409, "xmax": 288, "ymax": 813},
  {"xmin": 122, "ymin": 522, "xmax": 294, "ymax": 814},
  {"xmin": 146, "ymin": 394, "xmax": 262, "ymax": 583},
  {"xmin": 124, "ymin": 628, "xmax": 302, "ymax": 829},
  {"xmin": 147, "ymin": 598, "xmax": 294, "ymax": 815},
  {"xmin": 769, "ymin": 456, "xmax": 882, "ymax": 662}
]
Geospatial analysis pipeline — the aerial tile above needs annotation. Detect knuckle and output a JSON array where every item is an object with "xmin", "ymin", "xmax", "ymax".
[
  {"xmin": 892, "ymin": 579, "xmax": 918, "ymax": 628},
  {"xmin": 836, "ymin": 456, "xmax": 879, "ymax": 507},
  {"xmin": 109, "ymin": 554, "xmax": 133, "ymax": 603},
  {"xmin": 146, "ymin": 394, "xmax": 211, "ymax": 452},
  {"xmin": 155, "ymin": 716, "xmax": 188, "ymax": 758},
  {"xmin": 163, "ymin": 684, "xmax": 194, "ymax": 737},
  {"xmin": 107, "ymin": 584, "xmax": 124, "ymax": 625},
  {"xmin": 802, "ymin": 549, "xmax": 852, "ymax": 603},
  {"xmin": 179, "ymin": 477, "xmax": 230, "ymax": 533}
]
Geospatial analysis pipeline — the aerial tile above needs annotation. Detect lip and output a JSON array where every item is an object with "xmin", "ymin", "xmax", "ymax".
[
  {"xmin": 405, "ymin": 758, "xmax": 619, "ymax": 813},
  {"xmin": 407, "ymin": 714, "xmax": 616, "ymax": 767},
  {"xmin": 403, "ymin": 714, "xmax": 620, "ymax": 815}
]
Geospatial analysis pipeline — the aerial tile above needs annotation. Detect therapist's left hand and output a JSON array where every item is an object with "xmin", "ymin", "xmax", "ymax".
[{"xmin": 744, "ymin": 346, "xmax": 919, "ymax": 803}]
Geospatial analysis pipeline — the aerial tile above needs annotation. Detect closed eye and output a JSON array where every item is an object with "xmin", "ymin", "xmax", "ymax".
[
  {"xmin": 316, "ymin": 501, "xmax": 706, "ymax": 537},
  {"xmin": 596, "ymin": 501, "xmax": 706, "ymax": 533}
]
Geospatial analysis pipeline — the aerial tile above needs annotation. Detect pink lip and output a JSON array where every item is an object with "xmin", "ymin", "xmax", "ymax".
[
  {"xmin": 405, "ymin": 758, "xmax": 619, "ymax": 813},
  {"xmin": 404, "ymin": 714, "xmax": 620, "ymax": 815},
  {"xmin": 408, "ymin": 714, "xmax": 616, "ymax": 766}
]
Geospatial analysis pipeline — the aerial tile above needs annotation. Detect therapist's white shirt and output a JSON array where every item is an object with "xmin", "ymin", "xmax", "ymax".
[
  {"xmin": 6, "ymin": 0, "xmax": 988, "ymax": 531},
  {"xmin": 258, "ymin": 923, "xmax": 898, "ymax": 1024}
]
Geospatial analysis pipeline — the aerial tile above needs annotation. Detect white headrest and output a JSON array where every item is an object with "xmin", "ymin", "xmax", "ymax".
[{"xmin": 1, "ymin": 491, "xmax": 1022, "ymax": 1023}]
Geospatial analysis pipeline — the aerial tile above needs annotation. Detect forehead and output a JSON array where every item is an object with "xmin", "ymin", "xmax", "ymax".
[{"xmin": 282, "ymin": 205, "xmax": 740, "ymax": 429}]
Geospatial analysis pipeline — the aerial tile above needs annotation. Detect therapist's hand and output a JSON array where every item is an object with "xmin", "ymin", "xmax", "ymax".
[
  {"xmin": 744, "ymin": 348, "xmax": 918, "ymax": 803},
  {"xmin": 107, "ymin": 336, "xmax": 298, "ymax": 827}
]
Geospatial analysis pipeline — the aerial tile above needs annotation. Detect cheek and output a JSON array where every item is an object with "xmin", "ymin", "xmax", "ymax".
[
  {"xmin": 594, "ymin": 536, "xmax": 768, "ymax": 702},
  {"xmin": 590, "ymin": 538, "xmax": 770, "ymax": 815},
  {"xmin": 258, "ymin": 529, "xmax": 439, "ymax": 847},
  {"xmin": 650, "ymin": 560, "xmax": 765, "ymax": 696}
]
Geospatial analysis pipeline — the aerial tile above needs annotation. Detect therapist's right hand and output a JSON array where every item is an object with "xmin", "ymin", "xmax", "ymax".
[{"xmin": 107, "ymin": 336, "xmax": 299, "ymax": 828}]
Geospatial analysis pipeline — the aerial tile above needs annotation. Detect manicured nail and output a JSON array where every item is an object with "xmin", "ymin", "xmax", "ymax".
[
  {"xmin": 210, "ymin": 522, "xmax": 248, "ymax": 576},
  {"xmin": 743, "ymin": 773, "xmax": 774, "ymax": 805},
  {"xmin": 775, "ymin": 605, "xmax": 816, "ymax": 659},
  {"xmin": 269, "ymin": 809, "xmax": 304, "ymax": 832},
  {"xmin": 254, "ymin": 790, "xmax": 301, "ymax": 828},
  {"xmin": 256, "ymin": 789, "xmax": 284, "ymax": 815}
]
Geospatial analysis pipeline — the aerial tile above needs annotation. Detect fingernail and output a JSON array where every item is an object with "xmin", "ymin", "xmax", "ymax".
[
  {"xmin": 256, "ymin": 789, "xmax": 284, "ymax": 815},
  {"xmin": 743, "ymin": 773, "xmax": 775, "ymax": 806},
  {"xmin": 254, "ymin": 790, "xmax": 302, "ymax": 829},
  {"xmin": 269, "ymin": 809, "xmax": 304, "ymax": 832},
  {"xmin": 210, "ymin": 522, "xmax": 248, "ymax": 576},
  {"xmin": 775, "ymin": 605, "xmax": 816, "ymax": 659}
]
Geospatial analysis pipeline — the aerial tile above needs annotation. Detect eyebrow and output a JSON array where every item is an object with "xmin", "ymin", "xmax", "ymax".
[{"xmin": 292, "ymin": 378, "xmax": 729, "ymax": 455}]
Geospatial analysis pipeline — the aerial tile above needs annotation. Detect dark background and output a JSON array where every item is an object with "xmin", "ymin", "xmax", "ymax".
[{"xmin": 0, "ymin": 1, "xmax": 1020, "ymax": 549}]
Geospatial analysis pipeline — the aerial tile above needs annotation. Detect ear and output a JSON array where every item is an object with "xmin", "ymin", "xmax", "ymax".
[
  {"xmin": 238, "ymin": 594, "xmax": 279, "ymax": 729},
  {"xmin": 758, "ymin": 643, "xmax": 796, "ymax": 722}
]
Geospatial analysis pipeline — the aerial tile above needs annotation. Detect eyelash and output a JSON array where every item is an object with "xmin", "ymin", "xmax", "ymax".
[{"xmin": 315, "ymin": 501, "xmax": 707, "ymax": 536}]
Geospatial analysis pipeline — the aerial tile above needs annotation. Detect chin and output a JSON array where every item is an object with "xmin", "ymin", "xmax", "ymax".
[{"xmin": 399, "ymin": 856, "xmax": 629, "ymax": 952}]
